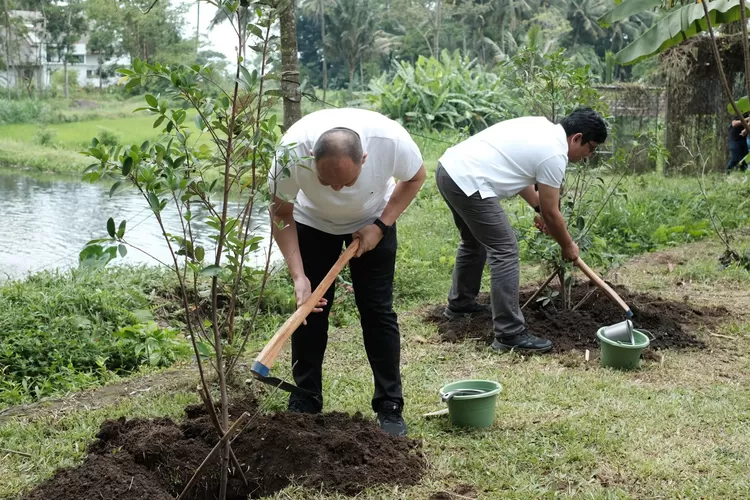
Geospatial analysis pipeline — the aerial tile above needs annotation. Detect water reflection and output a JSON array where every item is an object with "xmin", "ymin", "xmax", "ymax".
[{"xmin": 0, "ymin": 171, "xmax": 277, "ymax": 280}]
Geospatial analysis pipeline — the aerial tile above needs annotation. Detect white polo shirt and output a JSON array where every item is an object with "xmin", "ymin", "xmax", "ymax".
[
  {"xmin": 438, "ymin": 116, "xmax": 568, "ymax": 200},
  {"xmin": 268, "ymin": 108, "xmax": 423, "ymax": 235}
]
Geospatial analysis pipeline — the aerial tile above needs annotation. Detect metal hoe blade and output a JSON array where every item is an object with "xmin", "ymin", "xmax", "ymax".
[{"xmin": 250, "ymin": 372, "xmax": 321, "ymax": 399}]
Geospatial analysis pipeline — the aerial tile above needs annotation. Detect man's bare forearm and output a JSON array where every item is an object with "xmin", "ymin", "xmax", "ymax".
[
  {"xmin": 518, "ymin": 185, "xmax": 540, "ymax": 208},
  {"xmin": 378, "ymin": 165, "xmax": 426, "ymax": 226},
  {"xmin": 542, "ymin": 210, "xmax": 574, "ymax": 248}
]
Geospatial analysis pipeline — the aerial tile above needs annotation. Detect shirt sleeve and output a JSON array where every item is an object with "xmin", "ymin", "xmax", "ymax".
[
  {"xmin": 535, "ymin": 155, "xmax": 567, "ymax": 189},
  {"xmin": 392, "ymin": 138, "xmax": 424, "ymax": 181},
  {"xmin": 268, "ymin": 141, "xmax": 308, "ymax": 202}
]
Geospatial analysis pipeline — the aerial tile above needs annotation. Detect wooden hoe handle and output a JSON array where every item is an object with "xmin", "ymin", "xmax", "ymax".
[
  {"xmin": 251, "ymin": 239, "xmax": 360, "ymax": 377},
  {"xmin": 574, "ymin": 257, "xmax": 633, "ymax": 318}
]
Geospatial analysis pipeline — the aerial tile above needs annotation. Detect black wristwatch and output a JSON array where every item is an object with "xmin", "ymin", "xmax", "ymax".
[{"xmin": 373, "ymin": 218, "xmax": 391, "ymax": 235}]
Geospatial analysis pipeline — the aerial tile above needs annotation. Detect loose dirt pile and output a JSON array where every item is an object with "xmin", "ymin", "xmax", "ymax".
[
  {"xmin": 426, "ymin": 284, "xmax": 728, "ymax": 352},
  {"xmin": 23, "ymin": 396, "xmax": 425, "ymax": 499}
]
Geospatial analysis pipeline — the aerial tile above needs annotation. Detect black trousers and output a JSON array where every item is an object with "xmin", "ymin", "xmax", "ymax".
[{"xmin": 290, "ymin": 221, "xmax": 403, "ymax": 413}]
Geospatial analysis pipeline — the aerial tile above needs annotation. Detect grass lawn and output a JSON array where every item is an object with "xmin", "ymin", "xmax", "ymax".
[
  {"xmin": 2, "ymin": 232, "xmax": 749, "ymax": 499},
  {"xmin": 0, "ymin": 112, "xmax": 210, "ymax": 175},
  {"xmin": 1, "ymin": 100, "xmax": 750, "ymax": 497}
]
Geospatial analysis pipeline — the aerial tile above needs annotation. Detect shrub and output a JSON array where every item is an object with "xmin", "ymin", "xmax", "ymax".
[
  {"xmin": 0, "ymin": 99, "xmax": 49, "ymax": 125},
  {"xmin": 0, "ymin": 267, "xmax": 184, "ymax": 406},
  {"xmin": 33, "ymin": 123, "xmax": 57, "ymax": 146},
  {"xmin": 368, "ymin": 50, "xmax": 515, "ymax": 133}
]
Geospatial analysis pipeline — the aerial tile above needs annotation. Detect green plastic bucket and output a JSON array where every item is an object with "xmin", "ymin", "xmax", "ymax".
[
  {"xmin": 438, "ymin": 380, "xmax": 502, "ymax": 429},
  {"xmin": 596, "ymin": 328, "xmax": 650, "ymax": 370}
]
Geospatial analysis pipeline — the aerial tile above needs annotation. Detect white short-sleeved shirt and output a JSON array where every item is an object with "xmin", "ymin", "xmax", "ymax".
[
  {"xmin": 268, "ymin": 108, "xmax": 423, "ymax": 235},
  {"xmin": 438, "ymin": 116, "xmax": 568, "ymax": 200}
]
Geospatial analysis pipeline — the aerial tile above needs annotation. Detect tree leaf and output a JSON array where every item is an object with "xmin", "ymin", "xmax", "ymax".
[
  {"xmin": 117, "ymin": 220, "xmax": 126, "ymax": 239},
  {"xmin": 109, "ymin": 180, "xmax": 124, "ymax": 198},
  {"xmin": 196, "ymin": 341, "xmax": 212, "ymax": 360},
  {"xmin": 195, "ymin": 246, "xmax": 205, "ymax": 261},
  {"xmin": 153, "ymin": 115, "xmax": 165, "ymax": 129},
  {"xmin": 148, "ymin": 192, "xmax": 162, "ymax": 214},
  {"xmin": 106, "ymin": 218, "xmax": 116, "ymax": 238},
  {"xmin": 145, "ymin": 94, "xmax": 158, "ymax": 108},
  {"xmin": 615, "ymin": 0, "xmax": 750, "ymax": 65},
  {"xmin": 199, "ymin": 264, "xmax": 222, "ymax": 277},
  {"xmin": 122, "ymin": 156, "xmax": 133, "ymax": 176},
  {"xmin": 598, "ymin": 0, "xmax": 662, "ymax": 28},
  {"xmin": 118, "ymin": 244, "xmax": 128, "ymax": 257}
]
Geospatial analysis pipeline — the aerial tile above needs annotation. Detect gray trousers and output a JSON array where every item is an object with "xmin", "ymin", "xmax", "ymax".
[{"xmin": 435, "ymin": 163, "xmax": 526, "ymax": 338}]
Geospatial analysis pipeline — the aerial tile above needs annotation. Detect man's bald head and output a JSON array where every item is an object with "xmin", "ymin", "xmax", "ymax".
[{"xmin": 312, "ymin": 127, "xmax": 366, "ymax": 191}]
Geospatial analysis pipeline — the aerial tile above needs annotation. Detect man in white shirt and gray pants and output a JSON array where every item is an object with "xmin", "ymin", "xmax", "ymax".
[
  {"xmin": 436, "ymin": 108, "xmax": 607, "ymax": 353},
  {"xmin": 268, "ymin": 108, "xmax": 426, "ymax": 436}
]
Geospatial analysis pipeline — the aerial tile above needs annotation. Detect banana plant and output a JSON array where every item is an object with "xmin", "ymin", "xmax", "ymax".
[{"xmin": 601, "ymin": 0, "xmax": 750, "ymax": 65}]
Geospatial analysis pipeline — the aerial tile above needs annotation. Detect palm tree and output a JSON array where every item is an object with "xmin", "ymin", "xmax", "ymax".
[
  {"xmin": 301, "ymin": 0, "xmax": 334, "ymax": 101},
  {"xmin": 326, "ymin": 0, "xmax": 393, "ymax": 91}
]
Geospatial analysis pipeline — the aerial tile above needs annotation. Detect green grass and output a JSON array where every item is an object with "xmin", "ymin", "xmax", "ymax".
[
  {"xmin": 2, "ymin": 236, "xmax": 749, "ymax": 499},
  {"xmin": 0, "ymin": 139, "xmax": 90, "ymax": 175},
  {"xmin": 2, "ymin": 109, "xmax": 750, "ymax": 497},
  {"xmin": 0, "ymin": 266, "xmax": 190, "ymax": 407}
]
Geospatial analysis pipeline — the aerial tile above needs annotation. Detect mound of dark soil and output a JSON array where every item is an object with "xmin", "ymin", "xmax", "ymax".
[
  {"xmin": 426, "ymin": 283, "xmax": 728, "ymax": 352},
  {"xmin": 24, "ymin": 395, "xmax": 425, "ymax": 500}
]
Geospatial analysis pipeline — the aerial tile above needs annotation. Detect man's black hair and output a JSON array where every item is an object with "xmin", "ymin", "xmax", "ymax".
[
  {"xmin": 560, "ymin": 107, "xmax": 608, "ymax": 144},
  {"xmin": 312, "ymin": 127, "xmax": 363, "ymax": 164}
]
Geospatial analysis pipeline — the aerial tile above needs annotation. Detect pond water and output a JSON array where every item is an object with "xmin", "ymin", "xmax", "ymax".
[{"xmin": 0, "ymin": 170, "xmax": 278, "ymax": 281}]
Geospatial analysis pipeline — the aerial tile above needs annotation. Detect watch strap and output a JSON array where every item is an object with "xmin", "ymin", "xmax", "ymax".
[{"xmin": 373, "ymin": 218, "xmax": 390, "ymax": 235}]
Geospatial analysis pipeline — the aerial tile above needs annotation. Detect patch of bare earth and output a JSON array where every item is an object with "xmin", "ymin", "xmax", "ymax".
[{"xmin": 22, "ymin": 395, "xmax": 426, "ymax": 499}]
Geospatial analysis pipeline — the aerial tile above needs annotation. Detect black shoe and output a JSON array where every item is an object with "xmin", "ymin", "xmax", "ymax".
[
  {"xmin": 377, "ymin": 401, "xmax": 408, "ymax": 437},
  {"xmin": 491, "ymin": 330, "xmax": 552, "ymax": 354},
  {"xmin": 288, "ymin": 396, "xmax": 321, "ymax": 414},
  {"xmin": 443, "ymin": 302, "xmax": 490, "ymax": 320}
]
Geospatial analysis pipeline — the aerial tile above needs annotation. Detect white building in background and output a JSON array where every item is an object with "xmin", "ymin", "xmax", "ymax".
[{"xmin": 0, "ymin": 10, "xmax": 130, "ymax": 94}]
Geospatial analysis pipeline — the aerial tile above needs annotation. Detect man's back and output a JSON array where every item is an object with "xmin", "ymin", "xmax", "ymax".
[
  {"xmin": 439, "ymin": 116, "xmax": 568, "ymax": 200},
  {"xmin": 270, "ymin": 108, "xmax": 423, "ymax": 235}
]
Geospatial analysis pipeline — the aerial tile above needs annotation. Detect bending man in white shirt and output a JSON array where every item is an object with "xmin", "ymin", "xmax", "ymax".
[
  {"xmin": 436, "ymin": 107, "xmax": 608, "ymax": 353},
  {"xmin": 268, "ymin": 108, "xmax": 426, "ymax": 436}
]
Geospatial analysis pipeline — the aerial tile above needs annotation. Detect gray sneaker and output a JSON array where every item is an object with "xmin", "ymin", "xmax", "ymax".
[
  {"xmin": 443, "ymin": 303, "xmax": 490, "ymax": 320},
  {"xmin": 491, "ymin": 330, "xmax": 553, "ymax": 354}
]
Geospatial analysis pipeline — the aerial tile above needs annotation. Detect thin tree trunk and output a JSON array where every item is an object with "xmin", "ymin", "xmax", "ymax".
[
  {"xmin": 320, "ymin": 1, "xmax": 327, "ymax": 102},
  {"xmin": 359, "ymin": 57, "xmax": 363, "ymax": 90},
  {"xmin": 280, "ymin": 0, "xmax": 301, "ymax": 129},
  {"xmin": 64, "ymin": 60, "xmax": 69, "ymax": 98},
  {"xmin": 195, "ymin": 0, "xmax": 200, "ymax": 57},
  {"xmin": 5, "ymin": 0, "xmax": 10, "ymax": 99},
  {"xmin": 64, "ymin": 7, "xmax": 71, "ymax": 99},
  {"xmin": 433, "ymin": 0, "xmax": 441, "ymax": 56},
  {"xmin": 348, "ymin": 62, "xmax": 354, "ymax": 93}
]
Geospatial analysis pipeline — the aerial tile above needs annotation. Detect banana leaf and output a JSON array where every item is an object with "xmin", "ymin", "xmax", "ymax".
[
  {"xmin": 615, "ymin": 0, "xmax": 750, "ymax": 65},
  {"xmin": 599, "ymin": 0, "xmax": 663, "ymax": 28},
  {"xmin": 728, "ymin": 96, "xmax": 750, "ymax": 115}
]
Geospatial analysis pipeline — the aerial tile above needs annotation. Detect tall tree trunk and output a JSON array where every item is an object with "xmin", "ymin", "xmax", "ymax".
[
  {"xmin": 319, "ymin": 0, "xmax": 327, "ymax": 102},
  {"xmin": 279, "ymin": 0, "xmax": 301, "ymax": 129},
  {"xmin": 64, "ymin": 7, "xmax": 72, "ymax": 99},
  {"xmin": 5, "ymin": 0, "xmax": 10, "ymax": 99},
  {"xmin": 359, "ymin": 57, "xmax": 363, "ymax": 90},
  {"xmin": 195, "ymin": 0, "xmax": 200, "ymax": 58},
  {"xmin": 348, "ymin": 62, "xmax": 354, "ymax": 93},
  {"xmin": 433, "ymin": 0, "xmax": 441, "ymax": 56},
  {"xmin": 64, "ymin": 60, "xmax": 69, "ymax": 98}
]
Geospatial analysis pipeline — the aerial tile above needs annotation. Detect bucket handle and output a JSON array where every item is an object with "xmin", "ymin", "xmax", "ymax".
[
  {"xmin": 440, "ymin": 388, "xmax": 485, "ymax": 403},
  {"xmin": 638, "ymin": 328, "xmax": 656, "ymax": 340}
]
